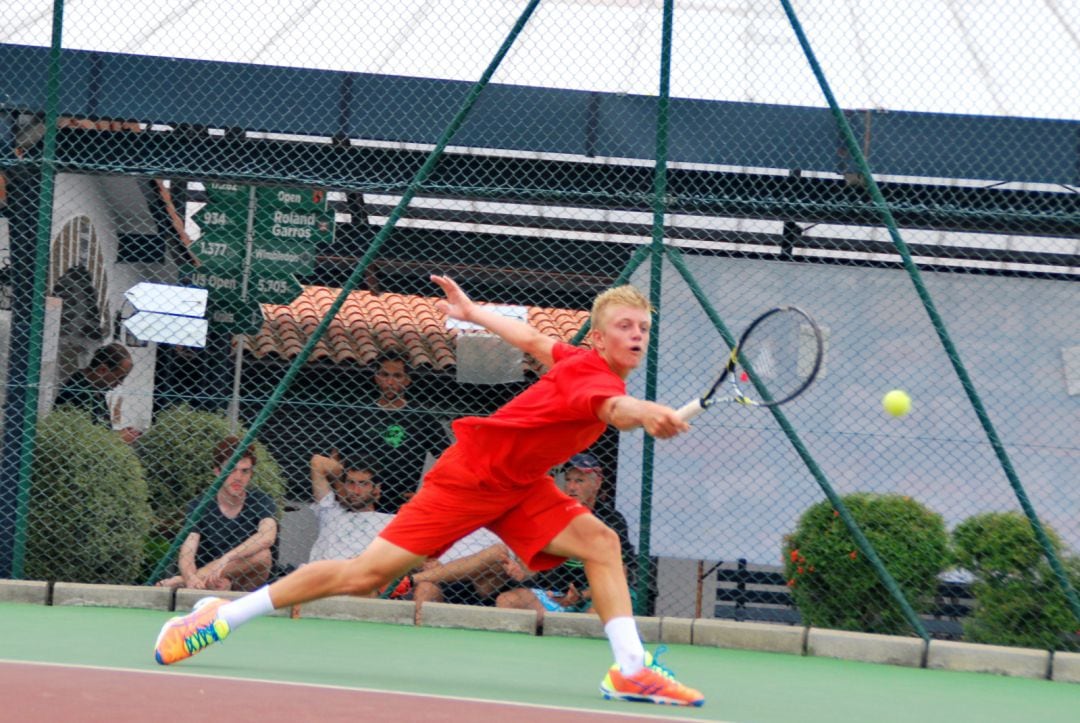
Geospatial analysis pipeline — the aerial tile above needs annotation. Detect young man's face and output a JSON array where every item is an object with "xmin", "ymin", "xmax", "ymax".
[
  {"xmin": 591, "ymin": 304, "xmax": 650, "ymax": 378},
  {"xmin": 92, "ymin": 357, "xmax": 133, "ymax": 390},
  {"xmin": 374, "ymin": 360, "xmax": 410, "ymax": 402},
  {"xmin": 217, "ymin": 457, "xmax": 255, "ymax": 497},
  {"xmin": 565, "ymin": 467, "xmax": 603, "ymax": 510},
  {"xmin": 332, "ymin": 469, "xmax": 380, "ymax": 512}
]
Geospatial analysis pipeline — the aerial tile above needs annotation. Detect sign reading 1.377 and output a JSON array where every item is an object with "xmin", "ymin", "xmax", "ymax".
[{"xmin": 188, "ymin": 182, "xmax": 335, "ymax": 332}]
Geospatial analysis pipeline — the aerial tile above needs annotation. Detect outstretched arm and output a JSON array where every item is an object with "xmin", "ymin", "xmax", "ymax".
[
  {"xmin": 431, "ymin": 274, "xmax": 556, "ymax": 368},
  {"xmin": 596, "ymin": 395, "xmax": 690, "ymax": 439}
]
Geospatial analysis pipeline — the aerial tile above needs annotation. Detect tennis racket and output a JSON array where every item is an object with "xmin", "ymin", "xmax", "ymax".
[{"xmin": 676, "ymin": 305, "xmax": 824, "ymax": 421}]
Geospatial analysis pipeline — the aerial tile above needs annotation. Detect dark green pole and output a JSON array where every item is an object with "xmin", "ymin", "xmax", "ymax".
[
  {"xmin": 634, "ymin": 0, "xmax": 677, "ymax": 614},
  {"xmin": 0, "ymin": 0, "xmax": 65, "ymax": 578}
]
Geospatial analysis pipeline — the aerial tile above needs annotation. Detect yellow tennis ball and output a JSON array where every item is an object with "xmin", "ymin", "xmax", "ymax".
[{"xmin": 882, "ymin": 389, "xmax": 912, "ymax": 417}]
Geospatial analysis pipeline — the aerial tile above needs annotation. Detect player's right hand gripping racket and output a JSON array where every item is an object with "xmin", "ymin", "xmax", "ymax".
[{"xmin": 676, "ymin": 306, "xmax": 824, "ymax": 421}]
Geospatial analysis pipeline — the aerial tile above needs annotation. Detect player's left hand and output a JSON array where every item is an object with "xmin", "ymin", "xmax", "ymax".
[{"xmin": 430, "ymin": 274, "xmax": 475, "ymax": 321}]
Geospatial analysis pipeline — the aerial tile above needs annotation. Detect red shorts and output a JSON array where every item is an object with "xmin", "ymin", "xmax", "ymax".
[{"xmin": 378, "ymin": 444, "xmax": 590, "ymax": 571}]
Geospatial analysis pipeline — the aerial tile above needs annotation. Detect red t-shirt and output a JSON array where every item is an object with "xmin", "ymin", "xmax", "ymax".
[{"xmin": 451, "ymin": 342, "xmax": 626, "ymax": 486}]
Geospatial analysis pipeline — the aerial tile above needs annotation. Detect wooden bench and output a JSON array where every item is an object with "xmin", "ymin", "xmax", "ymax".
[{"xmin": 711, "ymin": 559, "xmax": 973, "ymax": 637}]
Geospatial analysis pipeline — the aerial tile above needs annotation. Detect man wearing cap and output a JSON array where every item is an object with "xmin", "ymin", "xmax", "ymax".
[{"xmin": 494, "ymin": 452, "xmax": 636, "ymax": 619}]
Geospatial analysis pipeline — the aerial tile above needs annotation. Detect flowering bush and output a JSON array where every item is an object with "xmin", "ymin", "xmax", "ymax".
[{"xmin": 783, "ymin": 493, "xmax": 948, "ymax": 635}]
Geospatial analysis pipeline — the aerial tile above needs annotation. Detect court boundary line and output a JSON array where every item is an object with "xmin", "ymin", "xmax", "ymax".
[{"xmin": 0, "ymin": 658, "xmax": 718, "ymax": 722}]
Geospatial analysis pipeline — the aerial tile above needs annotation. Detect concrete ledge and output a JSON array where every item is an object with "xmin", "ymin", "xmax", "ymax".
[
  {"xmin": 927, "ymin": 640, "xmax": 1050, "ymax": 679},
  {"xmin": 543, "ymin": 612, "xmax": 603, "ymax": 638},
  {"xmin": 660, "ymin": 616, "xmax": 693, "ymax": 645},
  {"xmin": 808, "ymin": 628, "xmax": 924, "ymax": 668},
  {"xmin": 636, "ymin": 615, "xmax": 661, "ymax": 643},
  {"xmin": 300, "ymin": 596, "xmax": 414, "ymax": 626},
  {"xmin": 175, "ymin": 588, "xmax": 291, "ymax": 618},
  {"xmin": 0, "ymin": 579, "xmax": 49, "ymax": 604},
  {"xmin": 53, "ymin": 583, "xmax": 172, "ymax": 610},
  {"xmin": 1052, "ymin": 651, "xmax": 1080, "ymax": 684},
  {"xmin": 420, "ymin": 601, "xmax": 536, "ymax": 634},
  {"xmin": 694, "ymin": 619, "xmax": 806, "ymax": 656},
  {"xmin": 541, "ymin": 613, "xmax": 659, "ymax": 642}
]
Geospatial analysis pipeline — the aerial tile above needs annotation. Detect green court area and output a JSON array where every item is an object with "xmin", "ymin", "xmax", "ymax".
[{"xmin": 1, "ymin": 602, "xmax": 1078, "ymax": 722}]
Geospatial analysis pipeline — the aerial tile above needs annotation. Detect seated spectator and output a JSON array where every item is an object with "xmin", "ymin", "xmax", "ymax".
[
  {"xmin": 408, "ymin": 528, "xmax": 532, "ymax": 608},
  {"xmin": 495, "ymin": 452, "xmax": 635, "ymax": 621},
  {"xmin": 156, "ymin": 437, "xmax": 278, "ymax": 591},
  {"xmin": 306, "ymin": 452, "xmax": 394, "ymax": 564}
]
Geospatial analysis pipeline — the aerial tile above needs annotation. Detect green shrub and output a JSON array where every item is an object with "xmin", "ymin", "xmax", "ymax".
[
  {"xmin": 953, "ymin": 512, "xmax": 1080, "ymax": 650},
  {"xmin": 783, "ymin": 493, "xmax": 948, "ymax": 635},
  {"xmin": 25, "ymin": 408, "xmax": 152, "ymax": 584},
  {"xmin": 134, "ymin": 405, "xmax": 287, "ymax": 537},
  {"xmin": 953, "ymin": 511, "xmax": 1062, "ymax": 581}
]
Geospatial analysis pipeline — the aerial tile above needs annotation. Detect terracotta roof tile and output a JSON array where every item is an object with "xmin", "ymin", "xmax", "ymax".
[{"xmin": 243, "ymin": 286, "xmax": 589, "ymax": 375}]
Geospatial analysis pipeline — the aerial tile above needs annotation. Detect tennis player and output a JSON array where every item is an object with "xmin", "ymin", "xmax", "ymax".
[{"xmin": 154, "ymin": 274, "xmax": 704, "ymax": 707}]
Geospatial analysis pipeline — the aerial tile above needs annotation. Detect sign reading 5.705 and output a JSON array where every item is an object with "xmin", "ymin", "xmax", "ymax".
[{"xmin": 187, "ymin": 183, "xmax": 334, "ymax": 332}]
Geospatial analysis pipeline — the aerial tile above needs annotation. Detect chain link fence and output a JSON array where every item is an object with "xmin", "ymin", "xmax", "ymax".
[{"xmin": 1, "ymin": 1, "xmax": 1077, "ymax": 651}]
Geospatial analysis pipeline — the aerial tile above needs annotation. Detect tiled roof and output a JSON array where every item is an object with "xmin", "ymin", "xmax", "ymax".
[{"xmin": 242, "ymin": 286, "xmax": 590, "ymax": 374}]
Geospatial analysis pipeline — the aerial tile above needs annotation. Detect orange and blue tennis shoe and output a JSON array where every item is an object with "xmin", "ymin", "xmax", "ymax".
[
  {"xmin": 599, "ymin": 647, "xmax": 704, "ymax": 707},
  {"xmin": 154, "ymin": 596, "xmax": 230, "ymax": 665}
]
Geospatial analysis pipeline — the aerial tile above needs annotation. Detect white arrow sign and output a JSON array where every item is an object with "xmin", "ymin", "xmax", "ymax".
[
  {"xmin": 123, "ymin": 282, "xmax": 210, "ymax": 347},
  {"xmin": 124, "ymin": 312, "xmax": 209, "ymax": 348},
  {"xmin": 124, "ymin": 282, "xmax": 208, "ymax": 317}
]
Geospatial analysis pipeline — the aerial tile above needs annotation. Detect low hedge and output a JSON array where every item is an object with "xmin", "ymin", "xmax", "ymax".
[
  {"xmin": 26, "ymin": 408, "xmax": 152, "ymax": 584},
  {"xmin": 953, "ymin": 511, "xmax": 1080, "ymax": 650}
]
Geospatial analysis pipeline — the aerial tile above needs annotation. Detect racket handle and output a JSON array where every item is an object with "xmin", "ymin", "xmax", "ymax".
[{"xmin": 676, "ymin": 399, "xmax": 706, "ymax": 422}]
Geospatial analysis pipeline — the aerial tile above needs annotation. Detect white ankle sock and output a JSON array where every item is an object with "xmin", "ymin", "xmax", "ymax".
[
  {"xmin": 604, "ymin": 616, "xmax": 646, "ymax": 675},
  {"xmin": 218, "ymin": 585, "xmax": 275, "ymax": 630}
]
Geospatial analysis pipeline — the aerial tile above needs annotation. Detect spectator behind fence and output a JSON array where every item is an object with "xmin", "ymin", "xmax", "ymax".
[
  {"xmin": 345, "ymin": 349, "xmax": 450, "ymax": 514},
  {"xmin": 495, "ymin": 452, "xmax": 635, "ymax": 620},
  {"xmin": 54, "ymin": 342, "xmax": 141, "ymax": 443},
  {"xmin": 306, "ymin": 452, "xmax": 394, "ymax": 564},
  {"xmin": 156, "ymin": 437, "xmax": 278, "ymax": 592},
  {"xmin": 389, "ymin": 527, "xmax": 533, "ymax": 612}
]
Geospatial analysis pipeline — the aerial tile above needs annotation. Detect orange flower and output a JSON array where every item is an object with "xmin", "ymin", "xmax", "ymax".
[
  {"xmin": 849, "ymin": 550, "xmax": 858, "ymax": 560},
  {"xmin": 790, "ymin": 549, "xmax": 800, "ymax": 562},
  {"xmin": 797, "ymin": 566, "xmax": 804, "ymax": 574},
  {"xmin": 787, "ymin": 578, "xmax": 797, "ymax": 587}
]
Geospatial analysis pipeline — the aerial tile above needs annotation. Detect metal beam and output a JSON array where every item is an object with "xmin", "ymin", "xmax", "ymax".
[
  {"xmin": 39, "ymin": 127, "xmax": 1080, "ymax": 240},
  {"xmin": 2, "ymin": 43, "xmax": 1078, "ymax": 185}
]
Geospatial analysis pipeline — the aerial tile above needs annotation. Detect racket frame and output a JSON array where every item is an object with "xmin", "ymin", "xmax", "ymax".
[{"xmin": 677, "ymin": 305, "xmax": 823, "ymax": 421}]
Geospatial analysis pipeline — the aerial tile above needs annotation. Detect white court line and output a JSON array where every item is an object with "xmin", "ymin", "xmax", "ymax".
[{"xmin": 0, "ymin": 658, "xmax": 724, "ymax": 722}]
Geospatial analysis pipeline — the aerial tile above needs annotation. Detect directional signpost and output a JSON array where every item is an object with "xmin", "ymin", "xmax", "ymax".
[
  {"xmin": 187, "ymin": 182, "xmax": 334, "ymax": 334},
  {"xmin": 187, "ymin": 182, "xmax": 335, "ymax": 428}
]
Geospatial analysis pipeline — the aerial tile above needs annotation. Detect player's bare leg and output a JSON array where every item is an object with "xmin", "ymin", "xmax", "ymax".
[
  {"xmin": 543, "ymin": 515, "xmax": 704, "ymax": 707},
  {"xmin": 154, "ymin": 538, "xmax": 424, "ymax": 665},
  {"xmin": 267, "ymin": 539, "xmax": 424, "ymax": 607}
]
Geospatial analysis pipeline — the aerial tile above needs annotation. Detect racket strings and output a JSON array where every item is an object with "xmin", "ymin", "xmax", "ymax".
[{"xmin": 732, "ymin": 312, "xmax": 815, "ymax": 404}]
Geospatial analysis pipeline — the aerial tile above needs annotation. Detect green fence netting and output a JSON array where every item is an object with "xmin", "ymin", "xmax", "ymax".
[{"xmin": 1, "ymin": 1, "xmax": 1078, "ymax": 652}]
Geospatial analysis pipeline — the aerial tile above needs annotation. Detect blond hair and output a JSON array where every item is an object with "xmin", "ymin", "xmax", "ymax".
[{"xmin": 590, "ymin": 285, "xmax": 652, "ymax": 329}]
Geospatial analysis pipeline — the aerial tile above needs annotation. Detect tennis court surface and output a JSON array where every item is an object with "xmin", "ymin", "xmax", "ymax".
[{"xmin": 2, "ymin": 602, "xmax": 1078, "ymax": 722}]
